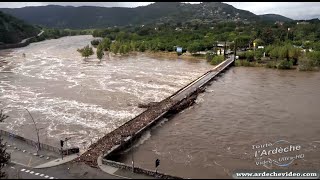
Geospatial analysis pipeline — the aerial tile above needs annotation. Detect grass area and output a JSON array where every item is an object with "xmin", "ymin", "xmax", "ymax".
[
  {"xmin": 210, "ymin": 56, "xmax": 225, "ymax": 65},
  {"xmin": 235, "ymin": 60, "xmax": 264, "ymax": 67}
]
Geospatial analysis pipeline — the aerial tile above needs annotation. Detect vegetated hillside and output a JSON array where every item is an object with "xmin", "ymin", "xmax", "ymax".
[
  {"xmin": 0, "ymin": 11, "xmax": 40, "ymax": 44},
  {"xmin": 0, "ymin": 2, "xmax": 292, "ymax": 29},
  {"xmin": 259, "ymin": 14, "xmax": 293, "ymax": 22}
]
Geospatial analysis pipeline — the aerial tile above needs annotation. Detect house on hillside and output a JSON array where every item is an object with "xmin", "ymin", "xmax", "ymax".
[
  {"xmin": 297, "ymin": 21, "xmax": 309, "ymax": 25},
  {"xmin": 275, "ymin": 21, "xmax": 284, "ymax": 26}
]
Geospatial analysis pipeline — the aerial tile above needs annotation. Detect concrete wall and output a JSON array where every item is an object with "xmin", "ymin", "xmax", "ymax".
[
  {"xmin": 102, "ymin": 158, "xmax": 183, "ymax": 179},
  {"xmin": 0, "ymin": 129, "xmax": 79, "ymax": 155}
]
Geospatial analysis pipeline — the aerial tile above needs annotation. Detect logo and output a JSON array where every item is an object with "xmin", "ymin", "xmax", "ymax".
[{"xmin": 252, "ymin": 140, "xmax": 304, "ymax": 168}]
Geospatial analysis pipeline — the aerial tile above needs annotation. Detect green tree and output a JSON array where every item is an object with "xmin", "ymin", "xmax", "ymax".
[
  {"xmin": 119, "ymin": 45, "xmax": 125, "ymax": 54},
  {"xmin": 110, "ymin": 42, "xmax": 120, "ymax": 54},
  {"xmin": 77, "ymin": 45, "xmax": 94, "ymax": 59},
  {"xmin": 100, "ymin": 37, "xmax": 112, "ymax": 51},
  {"xmin": 187, "ymin": 42, "xmax": 200, "ymax": 54},
  {"xmin": 96, "ymin": 44, "xmax": 104, "ymax": 61}
]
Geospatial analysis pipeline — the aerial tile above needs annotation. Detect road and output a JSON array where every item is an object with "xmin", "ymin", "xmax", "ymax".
[
  {"xmin": 20, "ymin": 30, "xmax": 44, "ymax": 43},
  {"xmin": 4, "ymin": 161, "xmax": 122, "ymax": 179},
  {"xmin": 5, "ymin": 163, "xmax": 61, "ymax": 179}
]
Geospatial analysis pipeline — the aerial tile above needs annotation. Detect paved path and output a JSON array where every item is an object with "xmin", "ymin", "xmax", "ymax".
[
  {"xmin": 34, "ymin": 153, "xmax": 83, "ymax": 169},
  {"xmin": 20, "ymin": 30, "xmax": 44, "ymax": 43},
  {"xmin": 2, "ymin": 135, "xmax": 59, "ymax": 168},
  {"xmin": 97, "ymin": 155, "xmax": 155, "ymax": 179}
]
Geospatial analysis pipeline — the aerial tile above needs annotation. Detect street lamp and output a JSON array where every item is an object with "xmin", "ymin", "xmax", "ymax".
[
  {"xmin": 131, "ymin": 133, "xmax": 134, "ymax": 173},
  {"xmin": 25, "ymin": 109, "xmax": 44, "ymax": 154}
]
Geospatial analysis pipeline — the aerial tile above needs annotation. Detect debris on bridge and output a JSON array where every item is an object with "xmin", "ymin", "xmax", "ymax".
[{"xmin": 74, "ymin": 57, "xmax": 234, "ymax": 168}]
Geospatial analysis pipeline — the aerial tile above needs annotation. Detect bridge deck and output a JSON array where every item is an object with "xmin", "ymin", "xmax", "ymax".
[{"xmin": 75, "ymin": 55, "xmax": 235, "ymax": 167}]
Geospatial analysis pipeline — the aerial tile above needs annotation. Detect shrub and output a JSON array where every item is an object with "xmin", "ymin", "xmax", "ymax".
[
  {"xmin": 306, "ymin": 51, "xmax": 320, "ymax": 66},
  {"xmin": 210, "ymin": 55, "xmax": 224, "ymax": 65},
  {"xmin": 205, "ymin": 52, "xmax": 215, "ymax": 62},
  {"xmin": 298, "ymin": 56, "xmax": 319, "ymax": 71},
  {"xmin": 237, "ymin": 52, "xmax": 246, "ymax": 59},
  {"xmin": 276, "ymin": 60, "xmax": 293, "ymax": 69},
  {"xmin": 265, "ymin": 61, "xmax": 277, "ymax": 68},
  {"xmin": 235, "ymin": 60, "xmax": 256, "ymax": 67},
  {"xmin": 245, "ymin": 51, "xmax": 255, "ymax": 61},
  {"xmin": 77, "ymin": 45, "xmax": 94, "ymax": 58},
  {"xmin": 91, "ymin": 39, "xmax": 101, "ymax": 47}
]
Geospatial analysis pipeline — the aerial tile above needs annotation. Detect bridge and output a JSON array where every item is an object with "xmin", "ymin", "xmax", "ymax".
[{"xmin": 75, "ymin": 55, "xmax": 235, "ymax": 168}]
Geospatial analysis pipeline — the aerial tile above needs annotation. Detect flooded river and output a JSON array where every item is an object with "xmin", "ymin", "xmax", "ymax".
[
  {"xmin": 118, "ymin": 67, "xmax": 320, "ymax": 178},
  {"xmin": 0, "ymin": 35, "xmax": 212, "ymax": 148}
]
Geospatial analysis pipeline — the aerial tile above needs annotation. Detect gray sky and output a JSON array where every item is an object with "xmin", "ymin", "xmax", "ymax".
[{"xmin": 0, "ymin": 2, "xmax": 319, "ymax": 20}]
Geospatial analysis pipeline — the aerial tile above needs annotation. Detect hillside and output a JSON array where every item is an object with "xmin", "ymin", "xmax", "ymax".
[
  {"xmin": 0, "ymin": 11, "xmax": 40, "ymax": 44},
  {"xmin": 259, "ymin": 14, "xmax": 293, "ymax": 22},
  {"xmin": 0, "ymin": 2, "xmax": 292, "ymax": 29}
]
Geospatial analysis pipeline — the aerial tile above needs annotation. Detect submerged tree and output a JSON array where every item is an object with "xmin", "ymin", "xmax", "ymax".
[
  {"xmin": 0, "ymin": 109, "xmax": 10, "ymax": 179},
  {"xmin": 77, "ymin": 45, "xmax": 94, "ymax": 59},
  {"xmin": 96, "ymin": 44, "xmax": 104, "ymax": 61}
]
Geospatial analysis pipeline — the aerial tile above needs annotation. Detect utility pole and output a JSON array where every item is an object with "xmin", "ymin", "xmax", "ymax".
[
  {"xmin": 131, "ymin": 134, "xmax": 134, "ymax": 173},
  {"xmin": 65, "ymin": 137, "xmax": 71, "ymax": 156},
  {"xmin": 155, "ymin": 159, "xmax": 160, "ymax": 176},
  {"xmin": 25, "ymin": 109, "xmax": 44, "ymax": 154},
  {"xmin": 60, "ymin": 140, "xmax": 64, "ymax": 160},
  {"xmin": 224, "ymin": 41, "xmax": 227, "ymax": 57},
  {"xmin": 234, "ymin": 40, "xmax": 237, "ymax": 62}
]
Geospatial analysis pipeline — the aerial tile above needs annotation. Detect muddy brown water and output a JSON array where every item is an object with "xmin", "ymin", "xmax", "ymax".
[
  {"xmin": 0, "ymin": 35, "xmax": 213, "ymax": 149},
  {"xmin": 117, "ymin": 67, "xmax": 320, "ymax": 179}
]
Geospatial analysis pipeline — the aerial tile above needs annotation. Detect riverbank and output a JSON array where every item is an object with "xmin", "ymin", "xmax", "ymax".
[
  {"xmin": 143, "ymin": 51, "xmax": 206, "ymax": 60},
  {"xmin": 235, "ymin": 58, "xmax": 320, "ymax": 71},
  {"xmin": 104, "ymin": 50, "xmax": 206, "ymax": 61}
]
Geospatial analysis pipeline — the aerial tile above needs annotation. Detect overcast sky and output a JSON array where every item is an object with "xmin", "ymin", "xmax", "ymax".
[{"xmin": 0, "ymin": 2, "xmax": 319, "ymax": 20}]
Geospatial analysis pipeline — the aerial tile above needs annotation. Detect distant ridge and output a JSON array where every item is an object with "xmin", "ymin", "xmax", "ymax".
[{"xmin": 0, "ymin": 2, "xmax": 294, "ymax": 29}]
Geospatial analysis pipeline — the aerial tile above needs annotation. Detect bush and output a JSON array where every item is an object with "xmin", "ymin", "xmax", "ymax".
[
  {"xmin": 91, "ymin": 39, "xmax": 101, "ymax": 47},
  {"xmin": 254, "ymin": 49, "xmax": 264, "ymax": 60},
  {"xmin": 245, "ymin": 51, "xmax": 255, "ymax": 61},
  {"xmin": 235, "ymin": 60, "xmax": 257, "ymax": 67},
  {"xmin": 276, "ymin": 60, "xmax": 293, "ymax": 69},
  {"xmin": 306, "ymin": 51, "xmax": 320, "ymax": 66},
  {"xmin": 298, "ymin": 56, "xmax": 319, "ymax": 71},
  {"xmin": 265, "ymin": 61, "xmax": 277, "ymax": 68},
  {"xmin": 100, "ymin": 38, "xmax": 112, "ymax": 51},
  {"xmin": 77, "ymin": 45, "xmax": 94, "ymax": 58},
  {"xmin": 237, "ymin": 52, "xmax": 246, "ymax": 59},
  {"xmin": 205, "ymin": 52, "xmax": 215, "ymax": 62},
  {"xmin": 210, "ymin": 55, "xmax": 224, "ymax": 65}
]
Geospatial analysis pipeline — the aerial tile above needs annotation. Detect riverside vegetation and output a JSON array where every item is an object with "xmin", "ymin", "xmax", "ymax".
[
  {"xmin": 76, "ymin": 19, "xmax": 320, "ymax": 71},
  {"xmin": 3, "ymin": 6, "xmax": 319, "ymax": 71}
]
